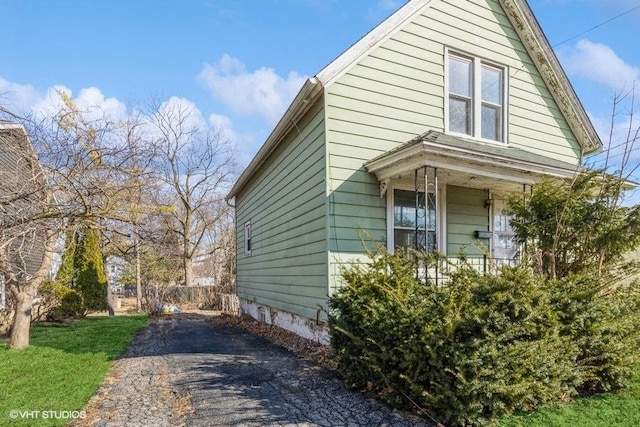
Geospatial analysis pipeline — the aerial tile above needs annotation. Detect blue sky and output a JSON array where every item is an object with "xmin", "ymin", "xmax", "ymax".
[{"xmin": 2, "ymin": 0, "xmax": 640, "ymax": 183}]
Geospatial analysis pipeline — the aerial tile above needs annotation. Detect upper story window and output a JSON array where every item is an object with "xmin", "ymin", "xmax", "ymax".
[{"xmin": 447, "ymin": 52, "xmax": 505, "ymax": 143}]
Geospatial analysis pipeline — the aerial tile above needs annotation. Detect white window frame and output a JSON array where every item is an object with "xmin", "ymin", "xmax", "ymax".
[
  {"xmin": 244, "ymin": 221, "xmax": 252, "ymax": 256},
  {"xmin": 386, "ymin": 185, "xmax": 444, "ymax": 253},
  {"xmin": 445, "ymin": 49, "xmax": 508, "ymax": 144}
]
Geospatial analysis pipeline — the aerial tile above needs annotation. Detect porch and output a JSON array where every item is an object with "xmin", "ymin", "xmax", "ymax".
[{"xmin": 365, "ymin": 131, "xmax": 582, "ymax": 271}]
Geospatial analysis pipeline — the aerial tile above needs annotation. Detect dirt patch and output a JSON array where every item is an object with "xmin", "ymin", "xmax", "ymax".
[{"xmin": 117, "ymin": 296, "xmax": 139, "ymax": 313}]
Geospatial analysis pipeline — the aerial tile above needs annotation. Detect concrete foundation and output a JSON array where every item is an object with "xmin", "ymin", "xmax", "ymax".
[{"xmin": 240, "ymin": 299, "xmax": 330, "ymax": 345}]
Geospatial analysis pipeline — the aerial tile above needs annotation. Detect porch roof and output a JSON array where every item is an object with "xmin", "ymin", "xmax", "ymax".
[{"xmin": 365, "ymin": 131, "xmax": 582, "ymax": 189}]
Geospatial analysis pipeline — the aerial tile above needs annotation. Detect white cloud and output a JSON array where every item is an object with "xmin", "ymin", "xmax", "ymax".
[
  {"xmin": 198, "ymin": 54, "xmax": 307, "ymax": 126},
  {"xmin": 208, "ymin": 113, "xmax": 258, "ymax": 165},
  {"xmin": 30, "ymin": 85, "xmax": 72, "ymax": 118},
  {"xmin": 560, "ymin": 39, "xmax": 640, "ymax": 91},
  {"xmin": 73, "ymin": 87, "xmax": 128, "ymax": 121},
  {"xmin": 0, "ymin": 78, "xmax": 128, "ymax": 123},
  {"xmin": 157, "ymin": 96, "xmax": 207, "ymax": 129},
  {"xmin": 209, "ymin": 113, "xmax": 238, "ymax": 144},
  {"xmin": 0, "ymin": 75, "xmax": 255, "ymax": 164},
  {"xmin": 0, "ymin": 78, "xmax": 41, "ymax": 115}
]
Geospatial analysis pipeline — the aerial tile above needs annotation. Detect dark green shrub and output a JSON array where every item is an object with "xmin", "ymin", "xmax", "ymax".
[
  {"xmin": 38, "ymin": 280, "xmax": 82, "ymax": 319},
  {"xmin": 549, "ymin": 275, "xmax": 640, "ymax": 392},
  {"xmin": 505, "ymin": 173, "xmax": 640, "ymax": 395},
  {"xmin": 330, "ymin": 248, "xmax": 428, "ymax": 395},
  {"xmin": 330, "ymin": 249, "xmax": 583, "ymax": 426},
  {"xmin": 54, "ymin": 289, "xmax": 83, "ymax": 318},
  {"xmin": 507, "ymin": 173, "xmax": 640, "ymax": 279},
  {"xmin": 55, "ymin": 230, "xmax": 77, "ymax": 286},
  {"xmin": 330, "ymin": 248, "xmax": 640, "ymax": 425},
  {"xmin": 52, "ymin": 227, "xmax": 108, "ymax": 316}
]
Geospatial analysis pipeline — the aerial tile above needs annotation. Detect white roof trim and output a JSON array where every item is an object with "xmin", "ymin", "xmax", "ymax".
[
  {"xmin": 0, "ymin": 122, "xmax": 27, "ymax": 132},
  {"xmin": 366, "ymin": 140, "xmax": 580, "ymax": 183},
  {"xmin": 499, "ymin": 0, "xmax": 602, "ymax": 155}
]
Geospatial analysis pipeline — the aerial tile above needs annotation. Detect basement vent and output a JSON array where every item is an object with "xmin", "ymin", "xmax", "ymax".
[{"xmin": 257, "ymin": 307, "xmax": 267, "ymax": 323}]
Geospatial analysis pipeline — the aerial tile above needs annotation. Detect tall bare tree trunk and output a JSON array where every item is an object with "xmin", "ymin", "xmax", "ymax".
[
  {"xmin": 184, "ymin": 256, "xmax": 193, "ymax": 287},
  {"xmin": 106, "ymin": 283, "xmax": 115, "ymax": 316},
  {"xmin": 6, "ymin": 230, "xmax": 57, "ymax": 350},
  {"xmin": 135, "ymin": 236, "xmax": 142, "ymax": 311},
  {"xmin": 9, "ymin": 282, "xmax": 36, "ymax": 349}
]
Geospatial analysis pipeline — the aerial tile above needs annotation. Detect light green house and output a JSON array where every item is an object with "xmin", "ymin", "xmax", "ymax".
[{"xmin": 226, "ymin": 0, "xmax": 602, "ymax": 343}]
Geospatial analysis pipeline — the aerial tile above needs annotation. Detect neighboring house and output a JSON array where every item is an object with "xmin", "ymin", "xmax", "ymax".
[
  {"xmin": 106, "ymin": 255, "xmax": 128, "ymax": 290},
  {"xmin": 192, "ymin": 277, "xmax": 215, "ymax": 287},
  {"xmin": 0, "ymin": 121, "xmax": 48, "ymax": 310},
  {"xmin": 226, "ymin": 0, "xmax": 602, "ymax": 343}
]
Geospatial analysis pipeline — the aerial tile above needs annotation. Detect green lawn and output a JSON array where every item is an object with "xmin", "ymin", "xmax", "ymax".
[
  {"xmin": 499, "ymin": 367, "xmax": 640, "ymax": 427},
  {"xmin": 0, "ymin": 315, "xmax": 148, "ymax": 427}
]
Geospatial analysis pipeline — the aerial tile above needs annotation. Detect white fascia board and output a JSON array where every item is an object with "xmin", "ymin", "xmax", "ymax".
[
  {"xmin": 499, "ymin": 0, "xmax": 602, "ymax": 155},
  {"xmin": 372, "ymin": 156, "xmax": 539, "ymax": 185},
  {"xmin": 0, "ymin": 122, "xmax": 27, "ymax": 132}
]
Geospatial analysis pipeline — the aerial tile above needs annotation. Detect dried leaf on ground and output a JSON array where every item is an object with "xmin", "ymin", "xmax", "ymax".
[{"xmin": 207, "ymin": 314, "xmax": 336, "ymax": 370}]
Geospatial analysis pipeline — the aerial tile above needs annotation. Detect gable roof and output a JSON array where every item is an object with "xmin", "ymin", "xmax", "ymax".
[{"xmin": 227, "ymin": 0, "xmax": 602, "ymax": 200}]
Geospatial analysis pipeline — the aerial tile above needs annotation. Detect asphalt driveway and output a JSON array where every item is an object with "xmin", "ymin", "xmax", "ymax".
[{"xmin": 75, "ymin": 314, "xmax": 431, "ymax": 427}]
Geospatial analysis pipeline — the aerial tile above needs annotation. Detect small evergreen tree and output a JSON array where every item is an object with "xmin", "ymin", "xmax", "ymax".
[
  {"xmin": 55, "ymin": 230, "xmax": 77, "ymax": 286},
  {"xmin": 75, "ymin": 227, "xmax": 108, "ymax": 314}
]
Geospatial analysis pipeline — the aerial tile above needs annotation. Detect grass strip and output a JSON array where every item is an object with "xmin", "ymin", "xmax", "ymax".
[
  {"xmin": 499, "ymin": 367, "xmax": 640, "ymax": 427},
  {"xmin": 0, "ymin": 315, "xmax": 148, "ymax": 427}
]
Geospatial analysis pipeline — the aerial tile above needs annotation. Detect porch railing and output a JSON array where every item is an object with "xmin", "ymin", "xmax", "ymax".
[{"xmin": 420, "ymin": 255, "xmax": 519, "ymax": 285}]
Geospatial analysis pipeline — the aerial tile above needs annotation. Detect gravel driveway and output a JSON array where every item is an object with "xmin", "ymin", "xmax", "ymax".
[{"xmin": 75, "ymin": 314, "xmax": 431, "ymax": 427}]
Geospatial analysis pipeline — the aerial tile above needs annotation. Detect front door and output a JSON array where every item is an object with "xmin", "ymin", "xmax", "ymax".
[{"xmin": 492, "ymin": 198, "xmax": 518, "ymax": 262}]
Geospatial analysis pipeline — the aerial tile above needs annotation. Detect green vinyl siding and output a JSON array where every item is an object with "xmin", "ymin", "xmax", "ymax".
[
  {"xmin": 447, "ymin": 186, "xmax": 489, "ymax": 256},
  {"xmin": 234, "ymin": 0, "xmax": 590, "ymax": 318},
  {"xmin": 325, "ymin": 0, "xmax": 583, "ymax": 288},
  {"xmin": 235, "ymin": 101, "xmax": 328, "ymax": 320},
  {"xmin": 415, "ymin": 0, "xmax": 582, "ymax": 162}
]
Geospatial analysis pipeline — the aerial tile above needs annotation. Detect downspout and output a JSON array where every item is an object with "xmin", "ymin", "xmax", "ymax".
[{"xmin": 226, "ymin": 196, "xmax": 237, "ymax": 297}]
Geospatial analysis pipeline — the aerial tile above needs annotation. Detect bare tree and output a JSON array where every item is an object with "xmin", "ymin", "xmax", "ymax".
[
  {"xmin": 1, "ymin": 94, "xmax": 237, "ymax": 348},
  {"xmin": 600, "ymin": 83, "xmax": 640, "ymax": 180},
  {"xmin": 99, "ymin": 110, "xmax": 164, "ymax": 312},
  {"xmin": 0, "ymin": 95, "xmax": 150, "ymax": 348},
  {"xmin": 147, "ymin": 99, "xmax": 236, "ymax": 287},
  {"xmin": 193, "ymin": 209, "xmax": 236, "ymax": 292}
]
